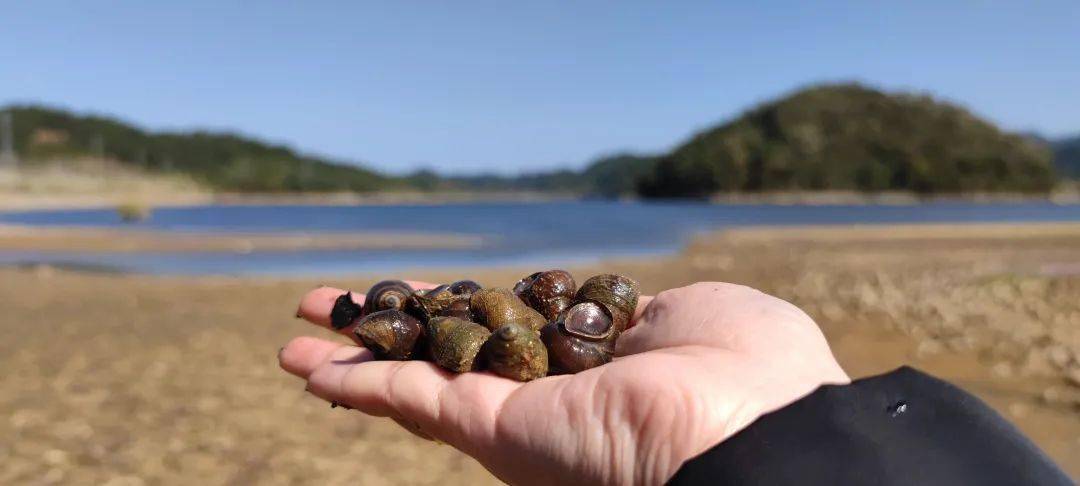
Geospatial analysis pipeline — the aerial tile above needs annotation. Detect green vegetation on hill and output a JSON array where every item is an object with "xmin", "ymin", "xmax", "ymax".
[
  {"xmin": 637, "ymin": 84, "xmax": 1057, "ymax": 198},
  {"xmin": 3, "ymin": 85, "xmax": 1069, "ymax": 198},
  {"xmin": 4, "ymin": 105, "xmax": 394, "ymax": 192},
  {"xmin": 406, "ymin": 153, "xmax": 657, "ymax": 198}
]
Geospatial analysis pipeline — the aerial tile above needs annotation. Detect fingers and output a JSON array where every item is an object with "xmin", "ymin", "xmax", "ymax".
[
  {"xmin": 278, "ymin": 335, "xmax": 362, "ymax": 379},
  {"xmin": 278, "ymin": 332, "xmax": 519, "ymax": 451},
  {"xmin": 304, "ymin": 351, "xmax": 520, "ymax": 452},
  {"xmin": 297, "ymin": 286, "xmax": 356, "ymax": 329},
  {"xmin": 296, "ymin": 281, "xmax": 439, "ymax": 341},
  {"xmin": 627, "ymin": 295, "xmax": 654, "ymax": 329}
]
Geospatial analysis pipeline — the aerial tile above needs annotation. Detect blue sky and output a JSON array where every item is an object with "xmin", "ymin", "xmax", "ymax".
[{"xmin": 2, "ymin": 1, "xmax": 1077, "ymax": 175}]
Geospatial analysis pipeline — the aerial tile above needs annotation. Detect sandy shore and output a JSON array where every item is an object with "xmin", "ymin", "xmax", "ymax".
[
  {"xmin": 0, "ymin": 224, "xmax": 482, "ymax": 253},
  {"xmin": 1, "ymin": 223, "xmax": 1079, "ymax": 484}
]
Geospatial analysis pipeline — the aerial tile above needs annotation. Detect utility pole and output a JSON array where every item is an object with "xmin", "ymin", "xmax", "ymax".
[{"xmin": 0, "ymin": 110, "xmax": 16, "ymax": 169}]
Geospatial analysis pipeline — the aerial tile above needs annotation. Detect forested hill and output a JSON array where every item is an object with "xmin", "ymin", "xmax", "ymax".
[
  {"xmin": 638, "ymin": 84, "xmax": 1058, "ymax": 197},
  {"xmin": 0, "ymin": 104, "xmax": 653, "ymax": 196},
  {"xmin": 1051, "ymin": 135, "xmax": 1080, "ymax": 178},
  {"xmin": 2, "ymin": 86, "xmax": 1070, "ymax": 197},
  {"xmin": 2, "ymin": 105, "xmax": 395, "ymax": 192}
]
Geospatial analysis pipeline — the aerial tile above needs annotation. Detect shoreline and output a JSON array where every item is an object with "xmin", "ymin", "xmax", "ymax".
[
  {"xmin": 5, "ymin": 220, "xmax": 1080, "ymax": 262},
  {"xmin": 1, "ymin": 186, "xmax": 1078, "ymax": 211},
  {"xmin": 0, "ymin": 224, "xmax": 483, "ymax": 253}
]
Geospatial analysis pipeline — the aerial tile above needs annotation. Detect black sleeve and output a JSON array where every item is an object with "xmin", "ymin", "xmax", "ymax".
[{"xmin": 669, "ymin": 366, "xmax": 1071, "ymax": 485}]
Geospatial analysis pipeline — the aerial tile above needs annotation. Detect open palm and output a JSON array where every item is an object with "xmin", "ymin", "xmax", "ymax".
[{"xmin": 280, "ymin": 281, "xmax": 849, "ymax": 485}]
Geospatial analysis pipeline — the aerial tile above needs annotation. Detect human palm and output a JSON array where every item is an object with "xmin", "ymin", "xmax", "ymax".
[{"xmin": 280, "ymin": 281, "xmax": 849, "ymax": 485}]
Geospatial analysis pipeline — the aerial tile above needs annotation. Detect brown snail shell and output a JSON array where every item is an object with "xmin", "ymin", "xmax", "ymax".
[
  {"xmin": 426, "ymin": 316, "xmax": 491, "ymax": 372},
  {"xmin": 361, "ymin": 280, "xmax": 414, "ymax": 317},
  {"xmin": 541, "ymin": 274, "xmax": 641, "ymax": 374},
  {"xmin": 406, "ymin": 284, "xmax": 475, "ymax": 323},
  {"xmin": 330, "ymin": 291, "xmax": 363, "ymax": 330},
  {"xmin": 513, "ymin": 270, "xmax": 576, "ymax": 321},
  {"xmin": 448, "ymin": 279, "xmax": 482, "ymax": 295},
  {"xmin": 541, "ymin": 321, "xmax": 613, "ymax": 374},
  {"xmin": 353, "ymin": 309, "xmax": 423, "ymax": 360},
  {"xmin": 574, "ymin": 274, "xmax": 640, "ymax": 334},
  {"xmin": 481, "ymin": 322, "xmax": 548, "ymax": 381},
  {"xmin": 469, "ymin": 288, "xmax": 547, "ymax": 332}
]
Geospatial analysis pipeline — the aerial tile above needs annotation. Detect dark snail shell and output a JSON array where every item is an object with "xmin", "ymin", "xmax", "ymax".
[
  {"xmin": 330, "ymin": 291, "xmax": 363, "ymax": 330},
  {"xmin": 481, "ymin": 322, "xmax": 548, "ymax": 381},
  {"xmin": 574, "ymin": 274, "xmax": 640, "ymax": 334},
  {"xmin": 406, "ymin": 284, "xmax": 476, "ymax": 323},
  {"xmin": 469, "ymin": 288, "xmax": 547, "ymax": 332},
  {"xmin": 426, "ymin": 316, "xmax": 491, "ymax": 372},
  {"xmin": 540, "ymin": 274, "xmax": 641, "ymax": 374},
  {"xmin": 513, "ymin": 270, "xmax": 576, "ymax": 321},
  {"xmin": 353, "ymin": 309, "xmax": 423, "ymax": 360},
  {"xmin": 361, "ymin": 280, "xmax": 414, "ymax": 317},
  {"xmin": 541, "ymin": 321, "xmax": 613, "ymax": 374},
  {"xmin": 448, "ymin": 280, "xmax": 482, "ymax": 295}
]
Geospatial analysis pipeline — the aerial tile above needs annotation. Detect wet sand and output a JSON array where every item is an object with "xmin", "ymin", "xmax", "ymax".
[
  {"xmin": 0, "ymin": 225, "xmax": 482, "ymax": 252},
  {"xmin": 1, "ymin": 223, "xmax": 1078, "ymax": 484}
]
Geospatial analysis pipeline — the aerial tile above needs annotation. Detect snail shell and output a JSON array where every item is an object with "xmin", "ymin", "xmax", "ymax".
[
  {"xmin": 541, "ymin": 321, "xmax": 613, "ymax": 374},
  {"xmin": 406, "ymin": 284, "xmax": 476, "ymax": 323},
  {"xmin": 513, "ymin": 270, "xmax": 576, "ymax": 321},
  {"xmin": 330, "ymin": 291, "xmax": 363, "ymax": 330},
  {"xmin": 574, "ymin": 274, "xmax": 640, "ymax": 333},
  {"xmin": 353, "ymin": 309, "xmax": 424, "ymax": 360},
  {"xmin": 470, "ymin": 288, "xmax": 547, "ymax": 332},
  {"xmin": 426, "ymin": 316, "xmax": 491, "ymax": 372},
  {"xmin": 481, "ymin": 322, "xmax": 548, "ymax": 381},
  {"xmin": 448, "ymin": 279, "xmax": 482, "ymax": 295},
  {"xmin": 541, "ymin": 274, "xmax": 641, "ymax": 374},
  {"xmin": 361, "ymin": 280, "xmax": 414, "ymax": 317}
]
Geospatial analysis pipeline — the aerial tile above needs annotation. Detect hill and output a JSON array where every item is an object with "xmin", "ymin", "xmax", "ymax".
[
  {"xmin": 638, "ymin": 84, "xmax": 1057, "ymax": 198},
  {"xmin": 1051, "ymin": 135, "xmax": 1080, "ymax": 178},
  {"xmin": 2, "ymin": 105, "xmax": 395, "ymax": 192}
]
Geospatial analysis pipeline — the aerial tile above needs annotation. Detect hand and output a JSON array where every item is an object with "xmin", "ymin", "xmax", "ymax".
[{"xmin": 279, "ymin": 281, "xmax": 850, "ymax": 485}]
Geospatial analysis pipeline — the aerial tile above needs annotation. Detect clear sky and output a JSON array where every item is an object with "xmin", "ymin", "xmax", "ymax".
[{"xmin": 2, "ymin": 1, "xmax": 1077, "ymax": 175}]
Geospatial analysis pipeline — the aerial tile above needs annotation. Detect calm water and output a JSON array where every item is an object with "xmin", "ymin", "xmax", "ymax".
[{"xmin": 2, "ymin": 201, "xmax": 1079, "ymax": 275}]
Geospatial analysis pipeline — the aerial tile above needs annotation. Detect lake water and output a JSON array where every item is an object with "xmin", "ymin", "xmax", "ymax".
[{"xmin": 2, "ymin": 201, "xmax": 1079, "ymax": 275}]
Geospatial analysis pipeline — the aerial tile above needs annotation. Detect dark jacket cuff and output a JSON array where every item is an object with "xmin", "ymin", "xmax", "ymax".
[{"xmin": 669, "ymin": 366, "xmax": 1070, "ymax": 485}]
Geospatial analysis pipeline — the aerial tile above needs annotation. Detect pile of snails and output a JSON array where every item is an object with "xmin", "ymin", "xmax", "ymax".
[{"xmin": 330, "ymin": 271, "xmax": 640, "ymax": 382}]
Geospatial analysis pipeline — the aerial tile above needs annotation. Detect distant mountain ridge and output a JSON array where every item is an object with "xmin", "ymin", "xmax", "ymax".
[
  {"xmin": 638, "ymin": 84, "xmax": 1058, "ymax": 198},
  {"xmin": 2, "ymin": 105, "xmax": 394, "ymax": 192},
  {"xmin": 2, "ymin": 84, "xmax": 1072, "ymax": 197}
]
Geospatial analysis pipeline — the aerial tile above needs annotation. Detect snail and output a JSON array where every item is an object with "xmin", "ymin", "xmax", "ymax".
[
  {"xmin": 361, "ymin": 280, "xmax": 414, "ymax": 317},
  {"xmin": 541, "ymin": 274, "xmax": 640, "ymax": 374},
  {"xmin": 426, "ymin": 316, "xmax": 491, "ymax": 373},
  {"xmin": 470, "ymin": 288, "xmax": 547, "ymax": 332},
  {"xmin": 448, "ymin": 279, "xmax": 482, "ymax": 295},
  {"xmin": 481, "ymin": 322, "xmax": 548, "ymax": 381},
  {"xmin": 513, "ymin": 270, "xmax": 576, "ymax": 321},
  {"xmin": 330, "ymin": 291, "xmax": 364, "ymax": 330},
  {"xmin": 353, "ymin": 309, "xmax": 424, "ymax": 360},
  {"xmin": 322, "ymin": 272, "xmax": 638, "ymax": 381},
  {"xmin": 406, "ymin": 281, "xmax": 478, "ymax": 323}
]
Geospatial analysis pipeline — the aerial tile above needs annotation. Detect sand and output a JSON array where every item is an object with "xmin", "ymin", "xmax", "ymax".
[
  {"xmin": 0, "ymin": 225, "xmax": 482, "ymax": 253},
  {"xmin": 1, "ymin": 223, "xmax": 1079, "ymax": 484}
]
